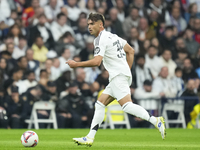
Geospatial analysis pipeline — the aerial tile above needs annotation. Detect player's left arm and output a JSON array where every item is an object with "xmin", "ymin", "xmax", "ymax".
[
  {"xmin": 124, "ymin": 43, "xmax": 135, "ymax": 69},
  {"xmin": 66, "ymin": 55, "xmax": 103, "ymax": 68}
]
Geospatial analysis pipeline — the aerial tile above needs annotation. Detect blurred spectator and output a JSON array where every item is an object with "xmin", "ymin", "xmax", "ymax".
[
  {"xmin": 0, "ymin": 86, "xmax": 8, "ymax": 128},
  {"xmin": 96, "ymin": 6, "xmax": 106, "ymax": 16},
  {"xmin": 17, "ymin": 70, "xmax": 37, "ymax": 94},
  {"xmin": 55, "ymin": 31, "xmax": 76, "ymax": 56},
  {"xmin": 79, "ymin": 36, "xmax": 95, "ymax": 61},
  {"xmin": 181, "ymin": 79, "xmax": 199, "ymax": 125},
  {"xmin": 84, "ymin": 0, "xmax": 97, "ymax": 15},
  {"xmin": 51, "ymin": 57, "xmax": 61, "ymax": 81},
  {"xmin": 148, "ymin": 0, "xmax": 170, "ymax": 22},
  {"xmin": 159, "ymin": 26, "xmax": 176, "ymax": 58},
  {"xmin": 132, "ymin": 0, "xmax": 147, "ymax": 18},
  {"xmin": 175, "ymin": 38, "xmax": 187, "ymax": 53},
  {"xmin": 193, "ymin": 17, "xmax": 200, "ymax": 43},
  {"xmin": 138, "ymin": 17, "xmax": 156, "ymax": 41},
  {"xmin": 6, "ymin": 43, "xmax": 17, "ymax": 59},
  {"xmin": 44, "ymin": 0, "xmax": 62, "ymax": 23},
  {"xmin": 26, "ymin": 48, "xmax": 40, "ymax": 72},
  {"xmin": 145, "ymin": 45, "xmax": 162, "ymax": 78},
  {"xmin": 189, "ymin": 0, "xmax": 200, "ymax": 12},
  {"xmin": 0, "ymin": 51, "xmax": 17, "ymax": 76},
  {"xmin": 159, "ymin": 49, "xmax": 177, "ymax": 78},
  {"xmin": 140, "ymin": 39, "xmax": 151, "ymax": 54},
  {"xmin": 182, "ymin": 58, "xmax": 199, "ymax": 83},
  {"xmin": 15, "ymin": 0, "xmax": 26, "ymax": 16},
  {"xmin": 185, "ymin": 3, "xmax": 200, "ymax": 23},
  {"xmin": 0, "ymin": 0, "xmax": 11, "ymax": 25},
  {"xmin": 84, "ymin": 67, "xmax": 101, "ymax": 84},
  {"xmin": 166, "ymin": 7, "xmax": 187, "ymax": 33},
  {"xmin": 17, "ymin": 56, "xmax": 28, "ymax": 78},
  {"xmin": 28, "ymin": 14, "xmax": 54, "ymax": 49},
  {"xmin": 95, "ymin": 69, "xmax": 109, "ymax": 90},
  {"xmin": 151, "ymin": 37, "xmax": 163, "ymax": 55},
  {"xmin": 74, "ymin": 17, "xmax": 90, "ymax": 50},
  {"xmin": 127, "ymin": 27, "xmax": 142, "ymax": 54},
  {"xmin": 4, "ymin": 68, "xmax": 23, "ymax": 92},
  {"xmin": 7, "ymin": 24, "xmax": 23, "ymax": 46},
  {"xmin": 75, "ymin": 68, "xmax": 90, "ymax": 94},
  {"xmin": 123, "ymin": 7, "xmax": 140, "ymax": 37},
  {"xmin": 57, "ymin": 81, "xmax": 89, "ymax": 128},
  {"xmin": 43, "ymin": 81, "xmax": 58, "ymax": 102},
  {"xmin": 134, "ymin": 80, "xmax": 162, "ymax": 117},
  {"xmin": 184, "ymin": 28, "xmax": 199, "ymax": 57},
  {"xmin": 0, "ymin": 36, "xmax": 14, "ymax": 52},
  {"xmin": 172, "ymin": 67, "xmax": 185, "ymax": 96},
  {"xmin": 50, "ymin": 13, "xmax": 75, "ymax": 42},
  {"xmin": 0, "ymin": 58, "xmax": 9, "ymax": 83},
  {"xmin": 12, "ymin": 36, "xmax": 28, "ymax": 60},
  {"xmin": 5, "ymin": 86, "xmax": 26, "ymax": 128},
  {"xmin": 65, "ymin": 0, "xmax": 81, "ymax": 25},
  {"xmin": 133, "ymin": 54, "xmax": 153, "ymax": 88},
  {"xmin": 22, "ymin": 0, "xmax": 40, "ymax": 27},
  {"xmin": 22, "ymin": 85, "xmax": 42, "ymax": 124},
  {"xmin": 109, "ymin": 7, "xmax": 125, "ymax": 38},
  {"xmin": 148, "ymin": 10, "xmax": 161, "ymax": 32},
  {"xmin": 175, "ymin": 49, "xmax": 189, "ymax": 69},
  {"xmin": 152, "ymin": 66, "xmax": 177, "ymax": 97},
  {"xmin": 32, "ymin": 36, "xmax": 48, "ymax": 63},
  {"xmin": 56, "ymin": 71, "xmax": 71, "ymax": 97},
  {"xmin": 59, "ymin": 48, "xmax": 72, "ymax": 73},
  {"xmin": 32, "ymin": 7, "xmax": 46, "ymax": 26},
  {"xmin": 115, "ymin": 0, "xmax": 127, "ymax": 22}
]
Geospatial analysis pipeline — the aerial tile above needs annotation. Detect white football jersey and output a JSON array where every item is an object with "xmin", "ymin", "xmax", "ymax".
[{"xmin": 94, "ymin": 29, "xmax": 132, "ymax": 84}]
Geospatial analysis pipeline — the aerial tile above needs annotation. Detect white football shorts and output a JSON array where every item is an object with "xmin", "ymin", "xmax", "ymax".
[{"xmin": 102, "ymin": 74, "xmax": 132, "ymax": 101}]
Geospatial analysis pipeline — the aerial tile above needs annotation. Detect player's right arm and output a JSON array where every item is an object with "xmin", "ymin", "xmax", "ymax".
[
  {"xmin": 124, "ymin": 43, "xmax": 135, "ymax": 69},
  {"xmin": 66, "ymin": 55, "xmax": 103, "ymax": 68}
]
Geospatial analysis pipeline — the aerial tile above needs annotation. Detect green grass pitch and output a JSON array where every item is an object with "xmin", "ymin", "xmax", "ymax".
[{"xmin": 0, "ymin": 129, "xmax": 200, "ymax": 150}]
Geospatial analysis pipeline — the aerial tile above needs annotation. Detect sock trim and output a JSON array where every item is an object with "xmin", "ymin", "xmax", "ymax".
[{"xmin": 92, "ymin": 124, "xmax": 99, "ymax": 131}]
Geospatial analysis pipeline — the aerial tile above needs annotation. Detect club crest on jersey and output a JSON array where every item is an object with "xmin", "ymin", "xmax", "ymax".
[{"xmin": 94, "ymin": 47, "xmax": 100, "ymax": 54}]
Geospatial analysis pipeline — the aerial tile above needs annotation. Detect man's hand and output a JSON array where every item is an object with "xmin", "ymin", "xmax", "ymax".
[{"xmin": 66, "ymin": 60, "xmax": 78, "ymax": 68}]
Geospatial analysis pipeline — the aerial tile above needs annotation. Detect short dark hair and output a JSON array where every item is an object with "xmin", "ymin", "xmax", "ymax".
[
  {"xmin": 88, "ymin": 13, "xmax": 105, "ymax": 26},
  {"xmin": 57, "ymin": 12, "xmax": 66, "ymax": 19},
  {"xmin": 175, "ymin": 67, "xmax": 182, "ymax": 73},
  {"xmin": 17, "ymin": 56, "xmax": 26, "ymax": 62},
  {"xmin": 26, "ymin": 70, "xmax": 35, "ymax": 76},
  {"xmin": 136, "ymin": 54, "xmax": 145, "ymax": 61},
  {"xmin": 40, "ymin": 69, "xmax": 47, "ymax": 75},
  {"xmin": 148, "ymin": 45, "xmax": 158, "ymax": 50},
  {"xmin": 38, "ymin": 13, "xmax": 46, "ymax": 19}
]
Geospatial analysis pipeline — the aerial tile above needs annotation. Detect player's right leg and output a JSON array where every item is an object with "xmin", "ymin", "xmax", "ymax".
[{"xmin": 73, "ymin": 93, "xmax": 114, "ymax": 146}]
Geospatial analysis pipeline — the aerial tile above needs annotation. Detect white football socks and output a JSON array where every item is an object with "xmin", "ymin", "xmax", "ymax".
[
  {"xmin": 87, "ymin": 101, "xmax": 105, "ymax": 139},
  {"xmin": 122, "ymin": 102, "xmax": 157, "ymax": 126}
]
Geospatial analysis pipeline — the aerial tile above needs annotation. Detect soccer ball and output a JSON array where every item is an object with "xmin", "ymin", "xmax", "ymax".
[{"xmin": 21, "ymin": 131, "xmax": 39, "ymax": 147}]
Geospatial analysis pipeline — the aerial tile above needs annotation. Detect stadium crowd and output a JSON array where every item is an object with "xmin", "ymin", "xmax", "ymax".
[{"xmin": 0, "ymin": 0, "xmax": 200, "ymax": 129}]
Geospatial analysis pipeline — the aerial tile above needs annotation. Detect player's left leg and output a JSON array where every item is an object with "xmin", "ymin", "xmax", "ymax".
[{"xmin": 118, "ymin": 94, "xmax": 166, "ymax": 140}]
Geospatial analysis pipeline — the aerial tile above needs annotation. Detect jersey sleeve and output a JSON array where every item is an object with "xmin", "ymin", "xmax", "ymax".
[
  {"xmin": 118, "ymin": 37, "xmax": 127, "ymax": 47},
  {"xmin": 94, "ymin": 36, "xmax": 106, "ymax": 57}
]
